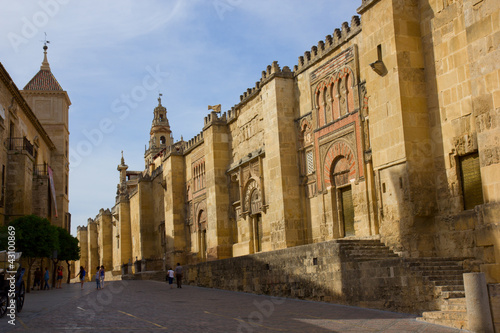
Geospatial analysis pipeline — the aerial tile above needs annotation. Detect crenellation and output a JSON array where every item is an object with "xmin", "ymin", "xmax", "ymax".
[
  {"xmin": 325, "ymin": 34, "xmax": 333, "ymax": 47},
  {"xmin": 341, "ymin": 21, "xmax": 351, "ymax": 36},
  {"xmin": 304, "ymin": 51, "xmax": 311, "ymax": 65},
  {"xmin": 333, "ymin": 28, "xmax": 342, "ymax": 42},
  {"xmin": 351, "ymin": 15, "xmax": 361, "ymax": 28}
]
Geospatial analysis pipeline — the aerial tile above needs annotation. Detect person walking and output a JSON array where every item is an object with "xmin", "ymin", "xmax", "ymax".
[
  {"xmin": 166, "ymin": 267, "xmax": 175, "ymax": 289},
  {"xmin": 43, "ymin": 268, "xmax": 50, "ymax": 290},
  {"xmin": 33, "ymin": 268, "xmax": 42, "ymax": 290},
  {"xmin": 174, "ymin": 263, "xmax": 183, "ymax": 289},
  {"xmin": 95, "ymin": 266, "xmax": 101, "ymax": 290},
  {"xmin": 56, "ymin": 266, "xmax": 63, "ymax": 289},
  {"xmin": 99, "ymin": 265, "xmax": 105, "ymax": 288},
  {"xmin": 76, "ymin": 266, "xmax": 86, "ymax": 289}
]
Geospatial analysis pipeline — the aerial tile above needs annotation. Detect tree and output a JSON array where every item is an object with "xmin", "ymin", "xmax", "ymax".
[
  {"xmin": 56, "ymin": 227, "xmax": 80, "ymax": 284},
  {"xmin": 9, "ymin": 215, "xmax": 59, "ymax": 293}
]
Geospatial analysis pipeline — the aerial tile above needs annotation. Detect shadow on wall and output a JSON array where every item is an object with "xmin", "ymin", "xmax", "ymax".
[{"xmin": 184, "ymin": 239, "xmax": 440, "ymax": 316}]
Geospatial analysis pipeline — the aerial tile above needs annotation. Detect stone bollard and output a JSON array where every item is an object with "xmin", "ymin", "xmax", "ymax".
[{"xmin": 464, "ymin": 272, "xmax": 494, "ymax": 333}]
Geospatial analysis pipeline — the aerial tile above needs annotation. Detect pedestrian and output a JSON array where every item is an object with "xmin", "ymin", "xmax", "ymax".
[
  {"xmin": 76, "ymin": 266, "xmax": 86, "ymax": 289},
  {"xmin": 99, "ymin": 265, "xmax": 105, "ymax": 288},
  {"xmin": 166, "ymin": 267, "xmax": 174, "ymax": 289},
  {"xmin": 95, "ymin": 266, "xmax": 101, "ymax": 290},
  {"xmin": 33, "ymin": 267, "xmax": 42, "ymax": 290},
  {"xmin": 43, "ymin": 267, "xmax": 50, "ymax": 290},
  {"xmin": 56, "ymin": 266, "xmax": 63, "ymax": 288},
  {"xmin": 174, "ymin": 263, "xmax": 183, "ymax": 288}
]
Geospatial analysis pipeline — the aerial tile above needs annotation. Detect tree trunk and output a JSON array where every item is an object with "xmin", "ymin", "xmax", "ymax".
[
  {"xmin": 66, "ymin": 260, "xmax": 71, "ymax": 284},
  {"xmin": 51, "ymin": 258, "xmax": 59, "ymax": 288},
  {"xmin": 26, "ymin": 257, "xmax": 36, "ymax": 294}
]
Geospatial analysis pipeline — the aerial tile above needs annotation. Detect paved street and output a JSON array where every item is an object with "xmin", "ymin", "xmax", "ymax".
[{"xmin": 0, "ymin": 280, "xmax": 471, "ymax": 333}]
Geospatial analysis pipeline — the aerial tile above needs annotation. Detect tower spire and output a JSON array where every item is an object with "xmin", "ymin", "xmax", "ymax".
[{"xmin": 41, "ymin": 33, "xmax": 51, "ymax": 71}]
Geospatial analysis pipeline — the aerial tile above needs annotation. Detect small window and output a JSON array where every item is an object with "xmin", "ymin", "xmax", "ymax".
[
  {"xmin": 160, "ymin": 136, "xmax": 166, "ymax": 145},
  {"xmin": 459, "ymin": 153, "xmax": 484, "ymax": 210},
  {"xmin": 306, "ymin": 150, "xmax": 314, "ymax": 174}
]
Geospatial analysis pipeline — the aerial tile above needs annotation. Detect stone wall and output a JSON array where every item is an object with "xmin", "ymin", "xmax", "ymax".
[
  {"xmin": 185, "ymin": 239, "xmax": 437, "ymax": 315},
  {"xmin": 488, "ymin": 283, "xmax": 500, "ymax": 333}
]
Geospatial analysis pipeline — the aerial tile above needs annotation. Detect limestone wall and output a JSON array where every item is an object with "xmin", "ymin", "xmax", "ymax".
[
  {"xmin": 185, "ymin": 239, "xmax": 436, "ymax": 315},
  {"xmin": 163, "ymin": 154, "xmax": 187, "ymax": 268},
  {"xmin": 96, "ymin": 209, "xmax": 113, "ymax": 272},
  {"xmin": 76, "ymin": 226, "xmax": 88, "ymax": 277},
  {"xmin": 86, "ymin": 220, "xmax": 99, "ymax": 277}
]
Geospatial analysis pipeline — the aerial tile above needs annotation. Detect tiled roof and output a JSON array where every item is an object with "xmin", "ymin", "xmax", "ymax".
[{"xmin": 23, "ymin": 69, "xmax": 63, "ymax": 91}]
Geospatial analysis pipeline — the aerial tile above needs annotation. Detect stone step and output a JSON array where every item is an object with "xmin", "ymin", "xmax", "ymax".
[
  {"xmin": 335, "ymin": 239, "xmax": 383, "ymax": 245},
  {"xmin": 355, "ymin": 257, "xmax": 400, "ymax": 262},
  {"xmin": 440, "ymin": 291, "xmax": 465, "ymax": 299},
  {"xmin": 417, "ymin": 265, "xmax": 464, "ymax": 271},
  {"xmin": 420, "ymin": 269, "xmax": 465, "ymax": 276},
  {"xmin": 440, "ymin": 298, "xmax": 467, "ymax": 311},
  {"xmin": 408, "ymin": 257, "xmax": 468, "ymax": 262},
  {"xmin": 434, "ymin": 284, "xmax": 465, "ymax": 291},
  {"xmin": 426, "ymin": 275, "xmax": 463, "ymax": 282},
  {"xmin": 342, "ymin": 250, "xmax": 399, "ymax": 257},
  {"xmin": 417, "ymin": 310, "xmax": 468, "ymax": 330},
  {"xmin": 409, "ymin": 261, "xmax": 463, "ymax": 268}
]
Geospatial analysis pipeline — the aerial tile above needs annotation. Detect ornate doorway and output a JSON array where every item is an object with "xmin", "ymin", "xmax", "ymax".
[
  {"xmin": 250, "ymin": 187, "xmax": 263, "ymax": 252},
  {"xmin": 340, "ymin": 186, "xmax": 354, "ymax": 236},
  {"xmin": 197, "ymin": 209, "xmax": 207, "ymax": 260}
]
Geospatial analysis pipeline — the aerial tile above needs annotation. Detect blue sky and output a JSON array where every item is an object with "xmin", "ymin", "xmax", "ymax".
[{"xmin": 0, "ymin": 0, "xmax": 361, "ymax": 235}]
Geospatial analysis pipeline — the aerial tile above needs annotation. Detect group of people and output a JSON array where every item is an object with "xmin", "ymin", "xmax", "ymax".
[
  {"xmin": 76, "ymin": 265, "xmax": 105, "ymax": 290},
  {"xmin": 166, "ymin": 263, "xmax": 183, "ymax": 289},
  {"xmin": 32, "ymin": 266, "xmax": 65, "ymax": 290}
]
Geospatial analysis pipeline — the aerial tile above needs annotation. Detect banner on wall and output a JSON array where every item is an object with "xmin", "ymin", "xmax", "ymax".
[{"xmin": 48, "ymin": 166, "xmax": 58, "ymax": 217}]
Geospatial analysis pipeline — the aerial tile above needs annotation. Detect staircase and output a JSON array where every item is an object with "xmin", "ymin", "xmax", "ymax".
[
  {"xmin": 410, "ymin": 259, "xmax": 469, "ymax": 330},
  {"xmin": 337, "ymin": 239, "xmax": 470, "ymax": 330},
  {"xmin": 337, "ymin": 239, "xmax": 400, "ymax": 261}
]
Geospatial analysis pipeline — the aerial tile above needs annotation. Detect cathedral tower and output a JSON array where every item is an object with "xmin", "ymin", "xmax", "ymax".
[
  {"xmin": 144, "ymin": 94, "xmax": 172, "ymax": 168},
  {"xmin": 21, "ymin": 43, "xmax": 71, "ymax": 230}
]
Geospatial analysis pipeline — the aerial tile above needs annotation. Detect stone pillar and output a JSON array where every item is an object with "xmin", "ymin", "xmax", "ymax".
[{"xmin": 464, "ymin": 272, "xmax": 494, "ymax": 332}]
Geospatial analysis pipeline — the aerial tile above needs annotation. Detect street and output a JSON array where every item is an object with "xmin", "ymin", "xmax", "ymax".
[{"xmin": 0, "ymin": 280, "xmax": 470, "ymax": 332}]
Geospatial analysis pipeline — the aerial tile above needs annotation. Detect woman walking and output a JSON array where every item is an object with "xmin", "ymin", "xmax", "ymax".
[
  {"xmin": 76, "ymin": 266, "xmax": 86, "ymax": 289},
  {"xmin": 99, "ymin": 265, "xmax": 105, "ymax": 288},
  {"xmin": 56, "ymin": 266, "xmax": 63, "ymax": 288}
]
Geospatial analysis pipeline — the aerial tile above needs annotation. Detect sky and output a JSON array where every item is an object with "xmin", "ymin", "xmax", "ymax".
[{"xmin": 0, "ymin": 0, "xmax": 361, "ymax": 235}]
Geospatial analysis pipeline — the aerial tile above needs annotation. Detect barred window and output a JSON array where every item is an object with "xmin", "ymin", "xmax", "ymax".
[
  {"xmin": 306, "ymin": 150, "xmax": 314, "ymax": 174},
  {"xmin": 459, "ymin": 153, "xmax": 484, "ymax": 210}
]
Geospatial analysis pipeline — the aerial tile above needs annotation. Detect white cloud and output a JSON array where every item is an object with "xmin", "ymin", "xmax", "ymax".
[{"xmin": 1, "ymin": 0, "xmax": 361, "ymax": 235}]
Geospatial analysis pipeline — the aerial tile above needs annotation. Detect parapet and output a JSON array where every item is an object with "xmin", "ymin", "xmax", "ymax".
[
  {"xmin": 203, "ymin": 110, "xmax": 227, "ymax": 129},
  {"xmin": 184, "ymin": 131, "xmax": 204, "ymax": 153},
  {"xmin": 294, "ymin": 16, "xmax": 361, "ymax": 74},
  {"xmin": 220, "ymin": 16, "xmax": 361, "ymax": 124},
  {"xmin": 77, "ymin": 225, "xmax": 88, "ymax": 232},
  {"xmin": 227, "ymin": 61, "xmax": 294, "ymax": 116}
]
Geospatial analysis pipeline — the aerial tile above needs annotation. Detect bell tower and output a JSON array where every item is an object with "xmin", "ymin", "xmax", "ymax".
[
  {"xmin": 144, "ymin": 94, "xmax": 172, "ymax": 168},
  {"xmin": 21, "ymin": 42, "xmax": 71, "ymax": 230}
]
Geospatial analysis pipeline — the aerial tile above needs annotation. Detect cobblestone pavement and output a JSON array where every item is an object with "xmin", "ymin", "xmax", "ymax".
[{"xmin": 0, "ymin": 280, "xmax": 471, "ymax": 333}]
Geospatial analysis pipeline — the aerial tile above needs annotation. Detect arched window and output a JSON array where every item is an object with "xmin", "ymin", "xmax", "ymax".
[{"xmin": 160, "ymin": 136, "xmax": 166, "ymax": 144}]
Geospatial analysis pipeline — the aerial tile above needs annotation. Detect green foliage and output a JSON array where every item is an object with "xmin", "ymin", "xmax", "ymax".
[
  {"xmin": 9, "ymin": 215, "xmax": 59, "ymax": 259},
  {"xmin": 57, "ymin": 227, "xmax": 80, "ymax": 261}
]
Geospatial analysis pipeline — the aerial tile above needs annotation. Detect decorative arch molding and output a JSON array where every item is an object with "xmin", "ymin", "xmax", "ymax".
[
  {"xmin": 243, "ymin": 178, "xmax": 262, "ymax": 216},
  {"xmin": 313, "ymin": 65, "xmax": 357, "ymax": 127},
  {"xmin": 299, "ymin": 118, "xmax": 313, "ymax": 148},
  {"xmin": 194, "ymin": 200, "xmax": 207, "ymax": 231},
  {"xmin": 323, "ymin": 140, "xmax": 357, "ymax": 189}
]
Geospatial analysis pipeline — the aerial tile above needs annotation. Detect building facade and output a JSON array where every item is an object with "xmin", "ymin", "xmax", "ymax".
[
  {"xmin": 0, "ymin": 45, "xmax": 71, "ymax": 230},
  {"xmin": 78, "ymin": 0, "xmax": 499, "ymax": 286}
]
